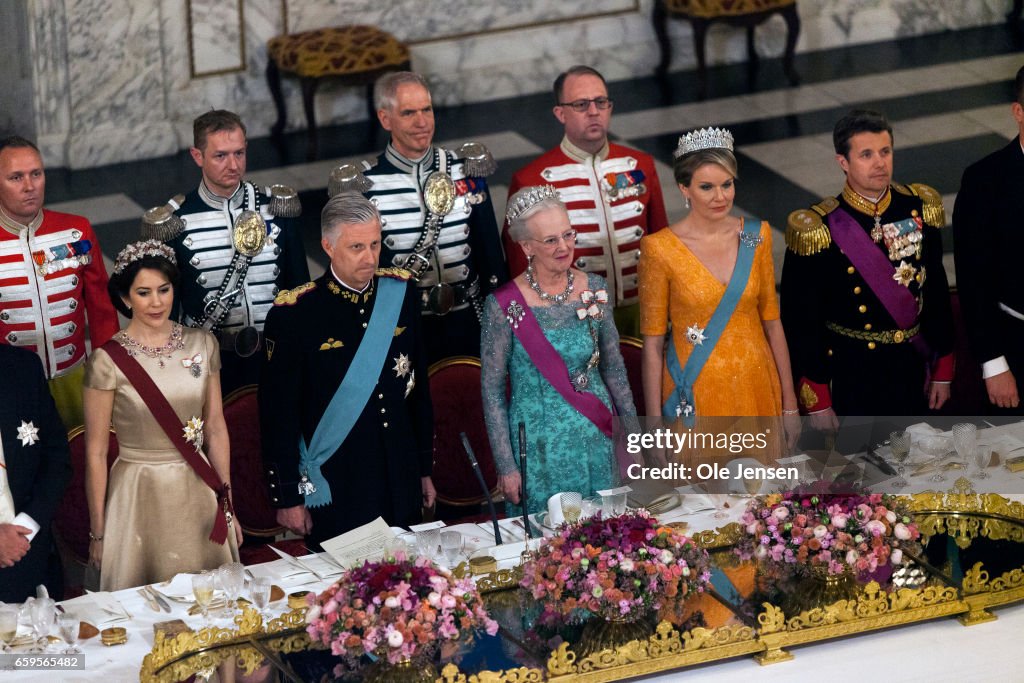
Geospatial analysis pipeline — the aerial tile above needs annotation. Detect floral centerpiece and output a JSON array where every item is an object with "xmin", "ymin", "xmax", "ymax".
[
  {"xmin": 737, "ymin": 491, "xmax": 921, "ymax": 577},
  {"xmin": 521, "ymin": 510, "xmax": 711, "ymax": 625},
  {"xmin": 306, "ymin": 552, "xmax": 498, "ymax": 679}
]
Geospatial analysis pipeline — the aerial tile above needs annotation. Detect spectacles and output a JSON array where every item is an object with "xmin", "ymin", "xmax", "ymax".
[
  {"xmin": 557, "ymin": 97, "xmax": 613, "ymax": 113},
  {"xmin": 530, "ymin": 229, "xmax": 578, "ymax": 248}
]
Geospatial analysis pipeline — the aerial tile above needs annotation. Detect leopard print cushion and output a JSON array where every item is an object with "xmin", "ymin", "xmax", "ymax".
[
  {"xmin": 268, "ymin": 25, "xmax": 409, "ymax": 78},
  {"xmin": 663, "ymin": 0, "xmax": 796, "ymax": 18}
]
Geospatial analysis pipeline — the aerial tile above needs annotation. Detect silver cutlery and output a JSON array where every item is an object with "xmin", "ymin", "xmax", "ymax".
[
  {"xmin": 137, "ymin": 588, "xmax": 160, "ymax": 612},
  {"xmin": 145, "ymin": 585, "xmax": 172, "ymax": 612}
]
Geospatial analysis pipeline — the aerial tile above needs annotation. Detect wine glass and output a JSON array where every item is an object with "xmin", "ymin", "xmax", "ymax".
[
  {"xmin": 219, "ymin": 562, "xmax": 246, "ymax": 619},
  {"xmin": 440, "ymin": 531, "xmax": 465, "ymax": 567},
  {"xmin": 192, "ymin": 572, "xmax": 215, "ymax": 627},
  {"xmin": 416, "ymin": 529, "xmax": 441, "ymax": 561},
  {"xmin": 560, "ymin": 492, "xmax": 583, "ymax": 523},
  {"xmin": 29, "ymin": 597, "xmax": 54, "ymax": 652},
  {"xmin": 974, "ymin": 444, "xmax": 992, "ymax": 480},
  {"xmin": 952, "ymin": 423, "xmax": 977, "ymax": 467},
  {"xmin": 0, "ymin": 604, "xmax": 18, "ymax": 653},
  {"xmin": 58, "ymin": 614, "xmax": 80, "ymax": 654},
  {"xmin": 249, "ymin": 576, "xmax": 272, "ymax": 623},
  {"xmin": 889, "ymin": 431, "xmax": 911, "ymax": 489}
]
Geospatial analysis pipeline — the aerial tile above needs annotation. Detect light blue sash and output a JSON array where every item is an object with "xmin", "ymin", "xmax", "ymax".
[
  {"xmin": 299, "ymin": 276, "xmax": 406, "ymax": 507},
  {"xmin": 663, "ymin": 218, "xmax": 762, "ymax": 426}
]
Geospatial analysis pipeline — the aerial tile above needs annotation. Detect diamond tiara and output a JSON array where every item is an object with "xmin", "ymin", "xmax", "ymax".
[
  {"xmin": 673, "ymin": 127, "xmax": 735, "ymax": 158},
  {"xmin": 505, "ymin": 184, "xmax": 562, "ymax": 225},
  {"xmin": 113, "ymin": 239, "xmax": 177, "ymax": 274}
]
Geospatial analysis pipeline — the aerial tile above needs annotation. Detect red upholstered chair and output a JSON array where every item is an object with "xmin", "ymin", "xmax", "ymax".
[
  {"xmin": 428, "ymin": 357, "xmax": 502, "ymax": 523},
  {"xmin": 619, "ymin": 335, "xmax": 646, "ymax": 417},
  {"xmin": 54, "ymin": 426, "xmax": 118, "ymax": 598},
  {"xmin": 223, "ymin": 385, "xmax": 307, "ymax": 564}
]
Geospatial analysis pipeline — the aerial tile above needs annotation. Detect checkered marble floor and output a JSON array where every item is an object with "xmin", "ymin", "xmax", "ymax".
[{"xmin": 46, "ymin": 24, "xmax": 1024, "ymax": 289}]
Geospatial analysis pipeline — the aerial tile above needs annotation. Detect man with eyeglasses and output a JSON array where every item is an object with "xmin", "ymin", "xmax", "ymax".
[
  {"xmin": 504, "ymin": 65, "xmax": 668, "ymax": 335},
  {"xmin": 328, "ymin": 71, "xmax": 508, "ymax": 362}
]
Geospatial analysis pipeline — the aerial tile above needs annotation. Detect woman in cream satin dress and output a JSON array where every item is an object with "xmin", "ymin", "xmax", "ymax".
[{"xmin": 83, "ymin": 240, "xmax": 239, "ymax": 591}]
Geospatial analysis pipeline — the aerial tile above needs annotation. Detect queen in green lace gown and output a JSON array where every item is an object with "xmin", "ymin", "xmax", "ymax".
[{"xmin": 481, "ymin": 186, "xmax": 637, "ymax": 516}]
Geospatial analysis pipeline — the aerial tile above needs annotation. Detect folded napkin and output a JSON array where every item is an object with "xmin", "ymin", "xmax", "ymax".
[{"xmin": 61, "ymin": 591, "xmax": 131, "ymax": 626}]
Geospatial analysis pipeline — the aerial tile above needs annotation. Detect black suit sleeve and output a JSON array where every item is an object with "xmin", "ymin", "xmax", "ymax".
[
  {"xmin": 953, "ymin": 161, "xmax": 1002, "ymax": 364},
  {"xmin": 919, "ymin": 220, "xmax": 955, "ymax": 359},
  {"xmin": 275, "ymin": 215, "xmax": 311, "ymax": 290},
  {"xmin": 468, "ymin": 181, "xmax": 509, "ymax": 292},
  {"xmin": 16, "ymin": 352, "xmax": 71, "ymax": 527},
  {"xmin": 780, "ymin": 246, "xmax": 833, "ymax": 390},
  {"xmin": 259, "ymin": 304, "xmax": 304, "ymax": 508}
]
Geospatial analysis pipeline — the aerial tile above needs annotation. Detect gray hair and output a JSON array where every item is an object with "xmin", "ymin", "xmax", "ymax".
[
  {"xmin": 507, "ymin": 191, "xmax": 568, "ymax": 242},
  {"xmin": 374, "ymin": 71, "xmax": 431, "ymax": 112},
  {"xmin": 321, "ymin": 193, "xmax": 381, "ymax": 242}
]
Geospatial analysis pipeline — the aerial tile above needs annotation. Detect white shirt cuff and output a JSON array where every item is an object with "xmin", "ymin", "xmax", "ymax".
[{"xmin": 982, "ymin": 356, "xmax": 1010, "ymax": 380}]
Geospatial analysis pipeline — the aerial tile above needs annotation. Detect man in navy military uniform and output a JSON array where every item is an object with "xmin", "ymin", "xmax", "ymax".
[
  {"xmin": 328, "ymin": 72, "xmax": 507, "ymax": 362},
  {"xmin": 781, "ymin": 109, "xmax": 954, "ymax": 422},
  {"xmin": 259, "ymin": 193, "xmax": 434, "ymax": 546},
  {"xmin": 143, "ymin": 110, "xmax": 309, "ymax": 393},
  {"xmin": 0, "ymin": 344, "xmax": 71, "ymax": 602},
  {"xmin": 953, "ymin": 65, "xmax": 1024, "ymax": 415}
]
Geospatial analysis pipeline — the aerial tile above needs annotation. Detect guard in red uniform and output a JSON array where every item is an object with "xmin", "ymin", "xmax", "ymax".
[{"xmin": 0, "ymin": 136, "xmax": 118, "ymax": 427}]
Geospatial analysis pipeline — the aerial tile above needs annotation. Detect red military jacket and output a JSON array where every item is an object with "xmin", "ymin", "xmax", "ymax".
[
  {"xmin": 0, "ymin": 209, "xmax": 119, "ymax": 378},
  {"xmin": 504, "ymin": 138, "xmax": 668, "ymax": 306}
]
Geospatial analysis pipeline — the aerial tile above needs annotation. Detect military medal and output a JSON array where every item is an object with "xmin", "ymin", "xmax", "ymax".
[
  {"xmin": 675, "ymin": 398, "xmax": 695, "ymax": 418},
  {"xmin": 686, "ymin": 323, "xmax": 707, "ymax": 346},
  {"xmin": 892, "ymin": 260, "xmax": 917, "ymax": 287},
  {"xmin": 181, "ymin": 352, "xmax": 203, "ymax": 378},
  {"xmin": 16, "ymin": 420, "xmax": 39, "ymax": 447},
  {"xmin": 393, "ymin": 353, "xmax": 411, "ymax": 378},
  {"xmin": 298, "ymin": 471, "xmax": 317, "ymax": 496},
  {"xmin": 232, "ymin": 210, "xmax": 268, "ymax": 257},
  {"xmin": 182, "ymin": 416, "xmax": 205, "ymax": 453}
]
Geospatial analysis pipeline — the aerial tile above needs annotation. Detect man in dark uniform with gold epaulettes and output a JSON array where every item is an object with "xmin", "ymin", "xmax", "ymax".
[
  {"xmin": 259, "ymin": 194, "xmax": 434, "ymax": 547},
  {"xmin": 781, "ymin": 109, "xmax": 954, "ymax": 421}
]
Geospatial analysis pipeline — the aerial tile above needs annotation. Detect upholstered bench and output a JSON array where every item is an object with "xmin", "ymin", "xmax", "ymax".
[
  {"xmin": 653, "ymin": 0, "xmax": 800, "ymax": 98},
  {"xmin": 266, "ymin": 25, "xmax": 411, "ymax": 158}
]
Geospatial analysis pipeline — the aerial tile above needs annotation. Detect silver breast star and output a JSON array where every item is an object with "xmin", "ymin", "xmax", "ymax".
[
  {"xmin": 393, "ymin": 353, "xmax": 411, "ymax": 378},
  {"xmin": 686, "ymin": 323, "xmax": 707, "ymax": 346},
  {"xmin": 16, "ymin": 420, "xmax": 39, "ymax": 447}
]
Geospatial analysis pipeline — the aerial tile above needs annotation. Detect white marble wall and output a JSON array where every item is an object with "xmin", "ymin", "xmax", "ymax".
[{"xmin": 25, "ymin": 0, "xmax": 1013, "ymax": 169}]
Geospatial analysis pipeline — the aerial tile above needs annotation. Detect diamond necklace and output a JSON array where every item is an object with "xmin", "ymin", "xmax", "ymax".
[
  {"xmin": 117, "ymin": 323, "xmax": 185, "ymax": 368},
  {"xmin": 526, "ymin": 265, "xmax": 575, "ymax": 303}
]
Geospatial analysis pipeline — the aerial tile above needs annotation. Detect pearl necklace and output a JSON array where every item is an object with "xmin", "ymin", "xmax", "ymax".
[{"xmin": 526, "ymin": 265, "xmax": 575, "ymax": 303}]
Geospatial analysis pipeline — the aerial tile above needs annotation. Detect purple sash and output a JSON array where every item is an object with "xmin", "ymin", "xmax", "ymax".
[
  {"xmin": 828, "ymin": 207, "xmax": 932, "ymax": 359},
  {"xmin": 494, "ymin": 282, "xmax": 614, "ymax": 437}
]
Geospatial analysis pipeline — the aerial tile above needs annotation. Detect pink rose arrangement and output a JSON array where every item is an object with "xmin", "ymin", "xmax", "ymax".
[
  {"xmin": 306, "ymin": 552, "xmax": 498, "ymax": 674},
  {"xmin": 738, "ymin": 491, "xmax": 920, "ymax": 576},
  {"xmin": 521, "ymin": 510, "xmax": 711, "ymax": 622}
]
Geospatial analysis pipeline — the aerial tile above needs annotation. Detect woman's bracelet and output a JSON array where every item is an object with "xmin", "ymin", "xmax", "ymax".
[
  {"xmin": 88, "ymin": 531, "xmax": 104, "ymax": 541},
  {"xmin": 782, "ymin": 409, "xmax": 800, "ymax": 415}
]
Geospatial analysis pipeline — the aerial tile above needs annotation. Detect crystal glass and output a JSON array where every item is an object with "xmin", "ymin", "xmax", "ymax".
[
  {"xmin": 560, "ymin": 492, "xmax": 583, "ymax": 523},
  {"xmin": 0, "ymin": 604, "xmax": 18, "ymax": 653},
  {"xmin": 581, "ymin": 496, "xmax": 601, "ymax": 519},
  {"xmin": 416, "ymin": 529, "xmax": 441, "ymax": 560},
  {"xmin": 219, "ymin": 562, "xmax": 246, "ymax": 618},
  {"xmin": 889, "ymin": 431, "xmax": 911, "ymax": 489},
  {"xmin": 974, "ymin": 444, "xmax": 992, "ymax": 480},
  {"xmin": 192, "ymin": 572, "xmax": 215, "ymax": 627},
  {"xmin": 249, "ymin": 576, "xmax": 272, "ymax": 622},
  {"xmin": 601, "ymin": 491, "xmax": 627, "ymax": 517},
  {"xmin": 29, "ymin": 597, "xmax": 54, "ymax": 652},
  {"xmin": 440, "ymin": 530, "xmax": 465, "ymax": 567},
  {"xmin": 952, "ymin": 423, "xmax": 977, "ymax": 465},
  {"xmin": 57, "ymin": 614, "xmax": 80, "ymax": 654}
]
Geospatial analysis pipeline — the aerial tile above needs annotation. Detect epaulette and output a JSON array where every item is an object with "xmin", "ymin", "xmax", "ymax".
[
  {"xmin": 140, "ymin": 194, "xmax": 186, "ymax": 241},
  {"xmin": 267, "ymin": 184, "xmax": 301, "ymax": 218},
  {"xmin": 273, "ymin": 281, "xmax": 316, "ymax": 306},
  {"xmin": 785, "ymin": 197, "xmax": 837, "ymax": 256},
  {"xmin": 327, "ymin": 159, "xmax": 375, "ymax": 198},
  {"xmin": 894, "ymin": 182, "xmax": 945, "ymax": 227},
  {"xmin": 375, "ymin": 267, "xmax": 413, "ymax": 281},
  {"xmin": 457, "ymin": 141, "xmax": 497, "ymax": 177}
]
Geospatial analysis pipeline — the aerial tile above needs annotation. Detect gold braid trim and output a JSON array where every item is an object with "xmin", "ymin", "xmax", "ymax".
[
  {"xmin": 376, "ymin": 267, "xmax": 413, "ymax": 281},
  {"xmin": 785, "ymin": 197, "xmax": 837, "ymax": 255},
  {"xmin": 911, "ymin": 182, "xmax": 946, "ymax": 227},
  {"xmin": 273, "ymin": 281, "xmax": 316, "ymax": 305}
]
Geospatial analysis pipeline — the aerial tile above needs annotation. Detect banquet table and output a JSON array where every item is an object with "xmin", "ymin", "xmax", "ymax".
[{"xmin": 6, "ymin": 420, "xmax": 1024, "ymax": 682}]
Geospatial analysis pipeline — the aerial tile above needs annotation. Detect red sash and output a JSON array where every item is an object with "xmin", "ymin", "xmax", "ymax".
[{"xmin": 101, "ymin": 340, "xmax": 233, "ymax": 545}]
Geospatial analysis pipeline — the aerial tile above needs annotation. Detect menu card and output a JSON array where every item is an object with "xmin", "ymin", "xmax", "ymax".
[{"xmin": 320, "ymin": 517, "xmax": 397, "ymax": 568}]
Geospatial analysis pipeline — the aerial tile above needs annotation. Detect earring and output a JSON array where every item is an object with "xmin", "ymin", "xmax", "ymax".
[
  {"xmin": 127, "ymin": 304, "xmax": 132, "ymax": 310},
  {"xmin": 526, "ymin": 254, "xmax": 535, "ymax": 268},
  {"xmin": 684, "ymin": 196, "xmax": 690, "ymax": 210}
]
